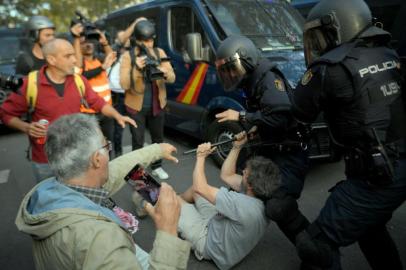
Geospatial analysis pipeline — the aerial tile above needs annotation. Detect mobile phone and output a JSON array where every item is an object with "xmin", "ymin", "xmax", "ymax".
[{"xmin": 124, "ymin": 164, "xmax": 161, "ymax": 205}]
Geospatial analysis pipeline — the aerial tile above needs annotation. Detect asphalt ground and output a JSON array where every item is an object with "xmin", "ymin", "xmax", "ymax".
[{"xmin": 0, "ymin": 127, "xmax": 405, "ymax": 269}]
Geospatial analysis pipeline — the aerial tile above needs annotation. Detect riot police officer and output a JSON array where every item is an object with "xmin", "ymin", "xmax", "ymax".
[
  {"xmin": 291, "ymin": 0, "xmax": 406, "ymax": 269},
  {"xmin": 215, "ymin": 36, "xmax": 310, "ymax": 245}
]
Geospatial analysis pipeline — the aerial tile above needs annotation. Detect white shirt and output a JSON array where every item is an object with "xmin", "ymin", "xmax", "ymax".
[{"xmin": 107, "ymin": 56, "xmax": 125, "ymax": 94}]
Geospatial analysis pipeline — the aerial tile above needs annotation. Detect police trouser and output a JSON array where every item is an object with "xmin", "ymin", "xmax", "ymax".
[
  {"xmin": 296, "ymin": 157, "xmax": 406, "ymax": 270},
  {"xmin": 264, "ymin": 150, "xmax": 310, "ymax": 244}
]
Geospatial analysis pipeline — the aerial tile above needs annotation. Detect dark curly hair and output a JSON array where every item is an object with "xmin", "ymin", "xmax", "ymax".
[{"xmin": 245, "ymin": 156, "xmax": 281, "ymax": 201}]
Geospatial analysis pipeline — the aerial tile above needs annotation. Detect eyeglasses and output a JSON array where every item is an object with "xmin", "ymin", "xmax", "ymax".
[{"xmin": 100, "ymin": 140, "xmax": 112, "ymax": 152}]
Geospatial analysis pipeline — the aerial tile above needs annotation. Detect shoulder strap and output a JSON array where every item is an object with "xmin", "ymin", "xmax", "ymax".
[
  {"xmin": 73, "ymin": 74, "xmax": 90, "ymax": 109},
  {"xmin": 26, "ymin": 71, "xmax": 39, "ymax": 122},
  {"xmin": 130, "ymin": 48, "xmax": 137, "ymax": 90},
  {"xmin": 74, "ymin": 74, "xmax": 85, "ymax": 97},
  {"xmin": 154, "ymin": 47, "xmax": 161, "ymax": 62}
]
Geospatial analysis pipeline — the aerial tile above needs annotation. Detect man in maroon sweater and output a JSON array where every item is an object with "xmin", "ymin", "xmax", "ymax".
[{"xmin": 0, "ymin": 38, "xmax": 136, "ymax": 182}]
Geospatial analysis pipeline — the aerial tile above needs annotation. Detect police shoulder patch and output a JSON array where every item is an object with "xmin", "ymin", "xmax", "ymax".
[
  {"xmin": 274, "ymin": 79, "xmax": 285, "ymax": 91},
  {"xmin": 301, "ymin": 69, "xmax": 313, "ymax": 85}
]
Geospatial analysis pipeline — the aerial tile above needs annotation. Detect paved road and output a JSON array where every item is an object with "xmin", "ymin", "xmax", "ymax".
[{"xmin": 0, "ymin": 127, "xmax": 405, "ymax": 269}]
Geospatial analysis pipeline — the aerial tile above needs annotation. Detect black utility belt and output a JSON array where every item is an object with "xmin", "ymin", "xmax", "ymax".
[
  {"xmin": 344, "ymin": 147, "xmax": 395, "ymax": 187},
  {"xmin": 262, "ymin": 142, "xmax": 307, "ymax": 153}
]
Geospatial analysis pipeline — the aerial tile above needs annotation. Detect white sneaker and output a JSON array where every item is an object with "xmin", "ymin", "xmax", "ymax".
[{"xmin": 152, "ymin": 167, "xmax": 169, "ymax": 180}]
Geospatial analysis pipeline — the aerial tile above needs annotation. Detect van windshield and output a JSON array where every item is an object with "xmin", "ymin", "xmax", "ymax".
[
  {"xmin": 205, "ymin": 0, "xmax": 304, "ymax": 50},
  {"xmin": 0, "ymin": 36, "xmax": 21, "ymax": 64}
]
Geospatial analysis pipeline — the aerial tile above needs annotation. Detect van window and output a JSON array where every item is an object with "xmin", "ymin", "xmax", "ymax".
[
  {"xmin": 169, "ymin": 6, "xmax": 214, "ymax": 62},
  {"xmin": 0, "ymin": 36, "xmax": 21, "ymax": 64},
  {"xmin": 205, "ymin": 0, "xmax": 304, "ymax": 50},
  {"xmin": 103, "ymin": 8, "xmax": 160, "ymax": 45}
]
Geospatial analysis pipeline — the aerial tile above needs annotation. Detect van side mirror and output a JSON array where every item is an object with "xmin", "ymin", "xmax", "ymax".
[{"xmin": 183, "ymin": 32, "xmax": 209, "ymax": 63}]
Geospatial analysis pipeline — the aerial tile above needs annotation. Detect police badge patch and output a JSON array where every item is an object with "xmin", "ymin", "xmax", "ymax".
[
  {"xmin": 301, "ymin": 69, "xmax": 313, "ymax": 85},
  {"xmin": 274, "ymin": 79, "xmax": 285, "ymax": 91}
]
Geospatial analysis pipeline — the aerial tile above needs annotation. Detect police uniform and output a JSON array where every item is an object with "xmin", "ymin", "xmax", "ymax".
[
  {"xmin": 243, "ymin": 58, "xmax": 310, "ymax": 244},
  {"xmin": 292, "ymin": 39, "xmax": 406, "ymax": 269}
]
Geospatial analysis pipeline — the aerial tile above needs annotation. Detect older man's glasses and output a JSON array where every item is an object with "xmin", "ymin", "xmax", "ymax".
[{"xmin": 101, "ymin": 140, "xmax": 112, "ymax": 152}]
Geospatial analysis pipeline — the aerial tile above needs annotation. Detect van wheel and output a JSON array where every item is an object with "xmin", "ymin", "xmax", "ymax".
[{"xmin": 207, "ymin": 120, "xmax": 243, "ymax": 167}]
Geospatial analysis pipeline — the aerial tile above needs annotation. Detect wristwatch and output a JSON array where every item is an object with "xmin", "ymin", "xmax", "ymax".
[{"xmin": 239, "ymin": 110, "xmax": 247, "ymax": 123}]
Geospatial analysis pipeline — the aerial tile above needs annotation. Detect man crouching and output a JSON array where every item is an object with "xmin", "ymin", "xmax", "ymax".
[{"xmin": 178, "ymin": 132, "xmax": 281, "ymax": 270}]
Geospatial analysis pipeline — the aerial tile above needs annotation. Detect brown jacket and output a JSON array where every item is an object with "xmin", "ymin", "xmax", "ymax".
[{"xmin": 120, "ymin": 47, "xmax": 175, "ymax": 111}]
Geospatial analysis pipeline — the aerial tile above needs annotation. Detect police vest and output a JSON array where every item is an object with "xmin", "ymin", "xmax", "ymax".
[
  {"xmin": 246, "ymin": 59, "xmax": 292, "ymax": 113},
  {"xmin": 312, "ymin": 41, "xmax": 406, "ymax": 146},
  {"xmin": 246, "ymin": 59, "xmax": 306, "ymax": 144}
]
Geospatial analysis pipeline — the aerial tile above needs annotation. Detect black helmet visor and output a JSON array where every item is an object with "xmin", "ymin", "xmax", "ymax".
[
  {"xmin": 303, "ymin": 14, "xmax": 340, "ymax": 66},
  {"xmin": 304, "ymin": 28, "xmax": 328, "ymax": 66},
  {"xmin": 215, "ymin": 53, "xmax": 247, "ymax": 92}
]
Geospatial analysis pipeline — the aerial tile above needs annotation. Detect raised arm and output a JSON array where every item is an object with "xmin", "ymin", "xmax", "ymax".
[
  {"xmin": 220, "ymin": 131, "xmax": 248, "ymax": 191},
  {"xmin": 105, "ymin": 143, "xmax": 178, "ymax": 195},
  {"xmin": 192, "ymin": 143, "xmax": 219, "ymax": 204},
  {"xmin": 70, "ymin": 23, "xmax": 84, "ymax": 69}
]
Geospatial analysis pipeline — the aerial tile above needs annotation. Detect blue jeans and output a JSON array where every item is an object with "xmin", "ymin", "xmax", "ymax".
[{"xmin": 31, "ymin": 162, "xmax": 54, "ymax": 183}]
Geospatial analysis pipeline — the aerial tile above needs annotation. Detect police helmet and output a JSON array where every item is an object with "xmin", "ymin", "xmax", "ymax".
[
  {"xmin": 26, "ymin": 16, "xmax": 55, "ymax": 43},
  {"xmin": 133, "ymin": 20, "xmax": 156, "ymax": 41},
  {"xmin": 303, "ymin": 0, "xmax": 390, "ymax": 66},
  {"xmin": 215, "ymin": 35, "xmax": 259, "ymax": 92}
]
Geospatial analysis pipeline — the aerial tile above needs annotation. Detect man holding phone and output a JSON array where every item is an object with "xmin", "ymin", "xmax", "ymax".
[{"xmin": 15, "ymin": 114, "xmax": 190, "ymax": 270}]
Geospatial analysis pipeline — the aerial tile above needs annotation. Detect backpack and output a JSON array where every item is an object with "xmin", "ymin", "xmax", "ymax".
[{"xmin": 26, "ymin": 71, "xmax": 91, "ymax": 121}]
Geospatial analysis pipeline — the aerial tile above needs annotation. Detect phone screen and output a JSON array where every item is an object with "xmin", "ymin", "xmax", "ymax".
[{"xmin": 124, "ymin": 164, "xmax": 161, "ymax": 205}]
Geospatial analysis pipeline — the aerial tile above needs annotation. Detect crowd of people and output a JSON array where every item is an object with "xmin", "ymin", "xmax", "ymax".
[{"xmin": 1, "ymin": 0, "xmax": 406, "ymax": 269}]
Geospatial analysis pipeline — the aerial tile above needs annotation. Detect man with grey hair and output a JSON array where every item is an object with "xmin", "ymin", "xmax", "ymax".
[
  {"xmin": 0, "ymin": 38, "xmax": 135, "ymax": 182},
  {"xmin": 15, "ymin": 113, "xmax": 190, "ymax": 270}
]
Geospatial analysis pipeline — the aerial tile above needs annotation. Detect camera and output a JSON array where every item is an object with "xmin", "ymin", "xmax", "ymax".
[
  {"xmin": 71, "ymin": 11, "xmax": 100, "ymax": 41},
  {"xmin": 138, "ymin": 44, "xmax": 170, "ymax": 82},
  {"xmin": 0, "ymin": 73, "xmax": 23, "ymax": 91}
]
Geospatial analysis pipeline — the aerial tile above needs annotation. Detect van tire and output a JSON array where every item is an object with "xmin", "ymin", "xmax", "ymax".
[{"xmin": 207, "ymin": 120, "xmax": 243, "ymax": 167}]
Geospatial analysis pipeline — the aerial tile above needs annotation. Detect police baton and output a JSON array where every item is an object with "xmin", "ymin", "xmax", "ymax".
[
  {"xmin": 182, "ymin": 126, "xmax": 258, "ymax": 155},
  {"xmin": 183, "ymin": 137, "xmax": 236, "ymax": 155}
]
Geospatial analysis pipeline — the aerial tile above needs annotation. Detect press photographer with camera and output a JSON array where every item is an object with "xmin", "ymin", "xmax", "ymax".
[
  {"xmin": 120, "ymin": 17, "xmax": 175, "ymax": 181},
  {"xmin": 71, "ymin": 12, "xmax": 117, "ymax": 156}
]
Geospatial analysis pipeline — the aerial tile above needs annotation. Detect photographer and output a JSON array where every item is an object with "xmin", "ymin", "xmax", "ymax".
[
  {"xmin": 120, "ymin": 18, "xmax": 175, "ymax": 180},
  {"xmin": 71, "ymin": 18, "xmax": 117, "ymax": 156}
]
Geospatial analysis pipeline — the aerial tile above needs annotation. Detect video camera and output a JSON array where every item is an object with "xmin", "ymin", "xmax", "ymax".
[
  {"xmin": 138, "ymin": 44, "xmax": 170, "ymax": 82},
  {"xmin": 0, "ymin": 73, "xmax": 23, "ymax": 91},
  {"xmin": 71, "ymin": 10, "xmax": 100, "ymax": 41}
]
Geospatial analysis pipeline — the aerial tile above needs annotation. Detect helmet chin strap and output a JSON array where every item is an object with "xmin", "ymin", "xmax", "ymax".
[{"xmin": 240, "ymin": 58, "xmax": 255, "ymax": 73}]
